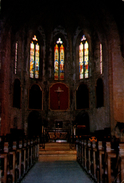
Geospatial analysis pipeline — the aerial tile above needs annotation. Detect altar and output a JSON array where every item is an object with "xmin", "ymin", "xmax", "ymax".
[{"xmin": 47, "ymin": 129, "xmax": 69, "ymax": 142}]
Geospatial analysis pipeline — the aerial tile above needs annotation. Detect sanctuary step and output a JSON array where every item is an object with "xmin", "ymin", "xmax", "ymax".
[{"xmin": 39, "ymin": 142, "xmax": 77, "ymax": 161}]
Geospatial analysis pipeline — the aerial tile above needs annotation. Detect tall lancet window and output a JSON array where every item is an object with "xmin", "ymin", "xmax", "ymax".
[
  {"xmin": 30, "ymin": 35, "xmax": 40, "ymax": 79},
  {"xmin": 54, "ymin": 38, "xmax": 64, "ymax": 80},
  {"xmin": 79, "ymin": 35, "xmax": 89, "ymax": 79},
  {"xmin": 100, "ymin": 43, "xmax": 103, "ymax": 74},
  {"xmin": 15, "ymin": 42, "xmax": 18, "ymax": 74}
]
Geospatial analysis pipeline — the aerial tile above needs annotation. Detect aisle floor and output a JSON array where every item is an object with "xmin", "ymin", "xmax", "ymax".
[{"xmin": 21, "ymin": 161, "xmax": 95, "ymax": 183}]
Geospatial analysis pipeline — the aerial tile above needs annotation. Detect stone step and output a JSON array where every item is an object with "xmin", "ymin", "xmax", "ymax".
[
  {"xmin": 40, "ymin": 142, "xmax": 71, "ymax": 151},
  {"xmin": 38, "ymin": 154, "xmax": 77, "ymax": 161},
  {"xmin": 39, "ymin": 150, "xmax": 77, "ymax": 155},
  {"xmin": 39, "ymin": 142, "xmax": 77, "ymax": 161}
]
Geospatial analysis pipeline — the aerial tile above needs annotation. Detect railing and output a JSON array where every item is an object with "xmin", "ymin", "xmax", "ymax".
[
  {"xmin": 0, "ymin": 135, "xmax": 40, "ymax": 183},
  {"xmin": 76, "ymin": 137, "xmax": 124, "ymax": 183}
]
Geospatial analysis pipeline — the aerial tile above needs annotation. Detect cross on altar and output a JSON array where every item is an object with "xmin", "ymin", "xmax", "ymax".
[{"xmin": 54, "ymin": 86, "xmax": 64, "ymax": 109}]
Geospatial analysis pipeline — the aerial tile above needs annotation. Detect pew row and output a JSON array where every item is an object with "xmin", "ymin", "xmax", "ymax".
[
  {"xmin": 0, "ymin": 136, "xmax": 40, "ymax": 183},
  {"xmin": 76, "ymin": 138, "xmax": 124, "ymax": 183}
]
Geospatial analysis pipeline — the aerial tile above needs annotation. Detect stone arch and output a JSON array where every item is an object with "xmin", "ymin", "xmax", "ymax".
[
  {"xmin": 27, "ymin": 26, "xmax": 46, "ymax": 79},
  {"xmin": 49, "ymin": 26, "xmax": 69, "ymax": 80},
  {"xmin": 76, "ymin": 83, "xmax": 89, "ymax": 109},
  {"xmin": 13, "ymin": 116, "xmax": 17, "ymax": 128},
  {"xmin": 29, "ymin": 84, "xmax": 42, "ymax": 109},
  {"xmin": 73, "ymin": 26, "xmax": 94, "ymax": 81},
  {"xmin": 75, "ymin": 111, "xmax": 90, "ymax": 135},
  {"xmin": 92, "ymin": 32, "xmax": 103, "ymax": 74},
  {"xmin": 27, "ymin": 110, "xmax": 42, "ymax": 138}
]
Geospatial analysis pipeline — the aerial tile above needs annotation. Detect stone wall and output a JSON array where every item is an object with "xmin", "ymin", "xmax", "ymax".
[{"xmin": 1, "ymin": 0, "xmax": 124, "ymax": 137}]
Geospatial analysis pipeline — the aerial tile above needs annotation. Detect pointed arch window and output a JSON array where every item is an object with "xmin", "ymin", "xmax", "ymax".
[
  {"xmin": 79, "ymin": 35, "xmax": 89, "ymax": 79},
  {"xmin": 15, "ymin": 42, "xmax": 18, "ymax": 74},
  {"xmin": 54, "ymin": 38, "xmax": 64, "ymax": 80},
  {"xmin": 76, "ymin": 83, "xmax": 89, "ymax": 109},
  {"xmin": 100, "ymin": 43, "xmax": 103, "ymax": 74},
  {"xmin": 30, "ymin": 35, "xmax": 40, "ymax": 79},
  {"xmin": 29, "ymin": 84, "xmax": 42, "ymax": 109}
]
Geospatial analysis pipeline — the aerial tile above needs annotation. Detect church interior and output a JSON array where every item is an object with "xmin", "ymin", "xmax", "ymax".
[
  {"xmin": 1, "ymin": 0, "xmax": 124, "ymax": 141},
  {"xmin": 0, "ymin": 0, "xmax": 124, "ymax": 182}
]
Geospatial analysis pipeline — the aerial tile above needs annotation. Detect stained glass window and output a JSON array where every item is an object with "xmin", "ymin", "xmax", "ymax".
[
  {"xmin": 79, "ymin": 35, "xmax": 89, "ymax": 79},
  {"xmin": 54, "ymin": 38, "xmax": 64, "ymax": 80},
  {"xmin": 100, "ymin": 43, "xmax": 103, "ymax": 74},
  {"xmin": 15, "ymin": 42, "xmax": 18, "ymax": 74},
  {"xmin": 30, "ymin": 35, "xmax": 40, "ymax": 79}
]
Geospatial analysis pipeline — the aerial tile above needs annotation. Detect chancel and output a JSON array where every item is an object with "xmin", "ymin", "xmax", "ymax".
[{"xmin": 0, "ymin": 0, "xmax": 124, "ymax": 182}]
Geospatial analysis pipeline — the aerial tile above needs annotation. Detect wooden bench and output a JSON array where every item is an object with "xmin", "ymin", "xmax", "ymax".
[
  {"xmin": 0, "ymin": 135, "xmax": 40, "ymax": 183},
  {"xmin": 76, "ymin": 136, "xmax": 124, "ymax": 183}
]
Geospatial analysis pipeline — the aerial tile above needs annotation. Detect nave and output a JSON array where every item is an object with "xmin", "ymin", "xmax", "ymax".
[{"xmin": 21, "ymin": 161, "xmax": 94, "ymax": 183}]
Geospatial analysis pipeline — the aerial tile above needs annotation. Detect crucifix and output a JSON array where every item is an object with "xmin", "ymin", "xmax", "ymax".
[{"xmin": 54, "ymin": 86, "xmax": 64, "ymax": 109}]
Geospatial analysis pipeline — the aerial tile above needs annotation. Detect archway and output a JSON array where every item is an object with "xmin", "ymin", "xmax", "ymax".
[
  {"xmin": 76, "ymin": 83, "xmax": 89, "ymax": 109},
  {"xmin": 28, "ymin": 111, "xmax": 42, "ymax": 138},
  {"xmin": 75, "ymin": 112, "xmax": 90, "ymax": 136},
  {"xmin": 29, "ymin": 84, "xmax": 42, "ymax": 109}
]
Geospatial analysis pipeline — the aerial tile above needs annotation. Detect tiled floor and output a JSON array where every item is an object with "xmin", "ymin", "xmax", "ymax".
[{"xmin": 21, "ymin": 161, "xmax": 94, "ymax": 183}]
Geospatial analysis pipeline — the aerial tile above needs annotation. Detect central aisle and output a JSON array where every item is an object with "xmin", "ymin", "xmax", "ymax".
[{"xmin": 21, "ymin": 161, "xmax": 94, "ymax": 183}]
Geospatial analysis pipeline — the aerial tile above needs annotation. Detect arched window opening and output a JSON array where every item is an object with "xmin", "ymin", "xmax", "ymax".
[
  {"xmin": 13, "ymin": 117, "xmax": 17, "ymax": 128},
  {"xmin": 30, "ymin": 35, "xmax": 40, "ymax": 79},
  {"xmin": 96, "ymin": 78, "xmax": 104, "ymax": 108},
  {"xmin": 15, "ymin": 42, "xmax": 18, "ymax": 74},
  {"xmin": 76, "ymin": 83, "xmax": 89, "ymax": 109},
  {"xmin": 54, "ymin": 38, "xmax": 64, "ymax": 80},
  {"xmin": 76, "ymin": 112, "xmax": 90, "ymax": 135},
  {"xmin": 100, "ymin": 43, "xmax": 103, "ymax": 74},
  {"xmin": 29, "ymin": 84, "xmax": 42, "ymax": 109},
  {"xmin": 13, "ymin": 79, "xmax": 21, "ymax": 108},
  {"xmin": 28, "ymin": 111, "xmax": 42, "ymax": 138},
  {"xmin": 79, "ymin": 35, "xmax": 89, "ymax": 79}
]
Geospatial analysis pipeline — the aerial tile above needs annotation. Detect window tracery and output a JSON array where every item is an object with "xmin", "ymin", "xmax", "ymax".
[
  {"xmin": 30, "ymin": 35, "xmax": 40, "ymax": 79},
  {"xmin": 79, "ymin": 35, "xmax": 89, "ymax": 79},
  {"xmin": 100, "ymin": 43, "xmax": 103, "ymax": 74},
  {"xmin": 15, "ymin": 42, "xmax": 18, "ymax": 74},
  {"xmin": 54, "ymin": 38, "xmax": 64, "ymax": 80}
]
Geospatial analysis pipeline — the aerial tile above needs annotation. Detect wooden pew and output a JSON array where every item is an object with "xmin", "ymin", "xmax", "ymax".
[
  {"xmin": 77, "ymin": 140, "xmax": 82, "ymax": 164},
  {"xmin": 0, "ymin": 134, "xmax": 40, "ymax": 183},
  {"xmin": 98, "ymin": 141, "xmax": 105, "ymax": 183},
  {"xmin": 119, "ymin": 143, "xmax": 124, "ymax": 182},
  {"xmin": 104, "ymin": 141, "xmax": 117, "ymax": 183},
  {"xmin": 76, "ymin": 135, "xmax": 124, "ymax": 183},
  {"xmin": 0, "ymin": 153, "xmax": 7, "ymax": 183},
  {"xmin": 16, "ymin": 140, "xmax": 22, "ymax": 181},
  {"xmin": 87, "ymin": 140, "xmax": 92, "ymax": 174},
  {"xmin": 92, "ymin": 141, "xmax": 97, "ymax": 180},
  {"xmin": 81, "ymin": 140, "xmax": 84, "ymax": 167},
  {"xmin": 83, "ymin": 139, "xmax": 87, "ymax": 170}
]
